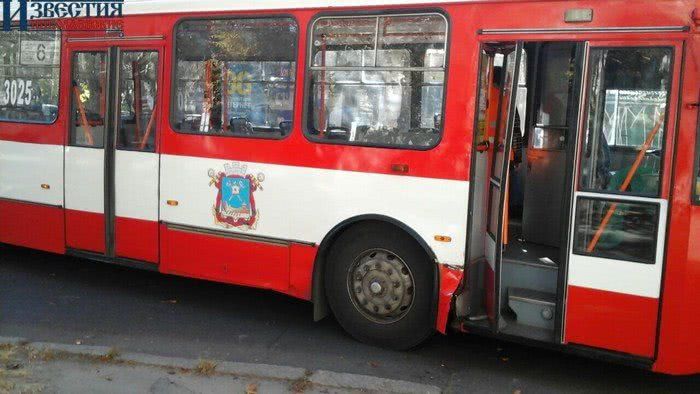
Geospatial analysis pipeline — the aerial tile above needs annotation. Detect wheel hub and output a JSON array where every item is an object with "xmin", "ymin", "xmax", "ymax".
[
  {"xmin": 347, "ymin": 249, "xmax": 414, "ymax": 324},
  {"xmin": 369, "ymin": 281, "xmax": 383, "ymax": 294}
]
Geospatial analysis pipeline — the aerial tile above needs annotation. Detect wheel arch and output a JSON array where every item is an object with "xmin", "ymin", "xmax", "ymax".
[{"xmin": 311, "ymin": 214, "xmax": 440, "ymax": 324}]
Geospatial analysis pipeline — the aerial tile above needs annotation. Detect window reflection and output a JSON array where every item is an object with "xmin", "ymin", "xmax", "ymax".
[
  {"xmin": 117, "ymin": 51, "xmax": 159, "ymax": 151},
  {"xmin": 573, "ymin": 198, "xmax": 658, "ymax": 264},
  {"xmin": 580, "ymin": 47, "xmax": 672, "ymax": 196},
  {"xmin": 173, "ymin": 18, "xmax": 297, "ymax": 138},
  {"xmin": 0, "ymin": 31, "xmax": 61, "ymax": 123},
  {"xmin": 307, "ymin": 14, "xmax": 447, "ymax": 148},
  {"xmin": 70, "ymin": 52, "xmax": 107, "ymax": 147}
]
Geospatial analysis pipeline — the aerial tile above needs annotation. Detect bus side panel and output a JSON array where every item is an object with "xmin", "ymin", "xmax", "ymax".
[
  {"xmin": 653, "ymin": 30, "xmax": 700, "ymax": 375},
  {"xmin": 565, "ymin": 285, "xmax": 658, "ymax": 358},
  {"xmin": 64, "ymin": 146, "xmax": 105, "ymax": 254},
  {"xmin": 0, "ymin": 199, "xmax": 65, "ymax": 254},
  {"xmin": 115, "ymin": 217, "xmax": 159, "ymax": 263},
  {"xmin": 159, "ymin": 224, "xmax": 291, "ymax": 294},
  {"xmin": 65, "ymin": 210, "xmax": 105, "ymax": 254},
  {"xmin": 437, "ymin": 265, "xmax": 463, "ymax": 334},
  {"xmin": 288, "ymin": 243, "xmax": 317, "ymax": 300},
  {"xmin": 0, "ymin": 140, "xmax": 65, "ymax": 254},
  {"xmin": 114, "ymin": 150, "xmax": 160, "ymax": 263}
]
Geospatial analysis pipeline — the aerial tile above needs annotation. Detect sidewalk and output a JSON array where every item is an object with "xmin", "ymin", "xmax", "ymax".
[{"xmin": 0, "ymin": 337, "xmax": 440, "ymax": 394}]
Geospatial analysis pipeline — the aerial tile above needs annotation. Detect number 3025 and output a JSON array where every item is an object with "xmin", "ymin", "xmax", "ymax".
[{"xmin": 3, "ymin": 79, "xmax": 33, "ymax": 107}]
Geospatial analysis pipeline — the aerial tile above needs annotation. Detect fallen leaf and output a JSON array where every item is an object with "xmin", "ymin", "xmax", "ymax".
[{"xmin": 245, "ymin": 383, "xmax": 258, "ymax": 394}]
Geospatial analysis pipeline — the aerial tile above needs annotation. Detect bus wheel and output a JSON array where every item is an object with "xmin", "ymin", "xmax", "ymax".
[{"xmin": 325, "ymin": 223, "xmax": 434, "ymax": 350}]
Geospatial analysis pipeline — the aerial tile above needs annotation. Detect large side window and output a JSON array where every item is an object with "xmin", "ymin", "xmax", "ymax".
[
  {"xmin": 0, "ymin": 31, "xmax": 61, "ymax": 123},
  {"xmin": 173, "ymin": 17, "xmax": 298, "ymax": 138},
  {"xmin": 306, "ymin": 13, "xmax": 448, "ymax": 148}
]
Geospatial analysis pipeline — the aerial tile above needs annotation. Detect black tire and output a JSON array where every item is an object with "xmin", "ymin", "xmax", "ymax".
[{"xmin": 325, "ymin": 222, "xmax": 435, "ymax": 350}]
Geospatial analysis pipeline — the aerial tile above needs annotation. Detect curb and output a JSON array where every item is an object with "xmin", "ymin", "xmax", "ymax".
[{"xmin": 0, "ymin": 336, "xmax": 441, "ymax": 393}]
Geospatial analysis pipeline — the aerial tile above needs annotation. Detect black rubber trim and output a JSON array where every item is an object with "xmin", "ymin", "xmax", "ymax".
[{"xmin": 66, "ymin": 248, "xmax": 159, "ymax": 272}]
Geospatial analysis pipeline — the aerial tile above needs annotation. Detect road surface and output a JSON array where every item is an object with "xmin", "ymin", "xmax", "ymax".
[{"xmin": 1, "ymin": 244, "xmax": 698, "ymax": 393}]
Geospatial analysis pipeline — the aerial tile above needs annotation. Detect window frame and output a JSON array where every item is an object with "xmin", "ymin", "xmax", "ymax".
[
  {"xmin": 169, "ymin": 14, "xmax": 300, "ymax": 140},
  {"xmin": 577, "ymin": 45, "xmax": 675, "ymax": 199},
  {"xmin": 571, "ymin": 195, "xmax": 661, "ymax": 265},
  {"xmin": 302, "ymin": 9, "xmax": 451, "ymax": 151},
  {"xmin": 0, "ymin": 29, "xmax": 62, "ymax": 125}
]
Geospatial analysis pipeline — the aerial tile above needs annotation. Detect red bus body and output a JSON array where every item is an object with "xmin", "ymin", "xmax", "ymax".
[{"xmin": 0, "ymin": 0, "xmax": 698, "ymax": 375}]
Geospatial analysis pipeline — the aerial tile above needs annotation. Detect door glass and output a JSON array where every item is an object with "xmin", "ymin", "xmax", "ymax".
[
  {"xmin": 474, "ymin": 51, "xmax": 491, "ymax": 145},
  {"xmin": 492, "ymin": 50, "xmax": 517, "ymax": 180},
  {"xmin": 116, "ymin": 51, "xmax": 159, "ymax": 151},
  {"xmin": 70, "ymin": 52, "xmax": 107, "ymax": 147},
  {"xmin": 579, "ymin": 47, "xmax": 672, "ymax": 196},
  {"xmin": 572, "ymin": 197, "xmax": 659, "ymax": 263}
]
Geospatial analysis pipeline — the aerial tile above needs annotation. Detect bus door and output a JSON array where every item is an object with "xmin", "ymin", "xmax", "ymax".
[
  {"xmin": 465, "ymin": 40, "xmax": 586, "ymax": 343},
  {"xmin": 483, "ymin": 42, "xmax": 523, "ymax": 325},
  {"xmin": 64, "ymin": 43, "xmax": 162, "ymax": 263},
  {"xmin": 564, "ymin": 41, "xmax": 682, "ymax": 358}
]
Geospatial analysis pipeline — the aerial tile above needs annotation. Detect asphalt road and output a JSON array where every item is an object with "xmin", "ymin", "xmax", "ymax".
[{"xmin": 1, "ymin": 244, "xmax": 699, "ymax": 393}]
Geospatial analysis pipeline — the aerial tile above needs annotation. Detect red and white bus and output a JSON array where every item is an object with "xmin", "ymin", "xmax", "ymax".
[{"xmin": 0, "ymin": 0, "xmax": 698, "ymax": 375}]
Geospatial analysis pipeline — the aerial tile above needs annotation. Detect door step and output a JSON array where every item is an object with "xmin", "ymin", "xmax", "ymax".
[{"xmin": 507, "ymin": 287, "xmax": 556, "ymax": 330}]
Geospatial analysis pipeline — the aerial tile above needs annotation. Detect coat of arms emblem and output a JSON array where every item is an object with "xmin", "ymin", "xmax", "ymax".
[{"xmin": 208, "ymin": 162, "xmax": 264, "ymax": 230}]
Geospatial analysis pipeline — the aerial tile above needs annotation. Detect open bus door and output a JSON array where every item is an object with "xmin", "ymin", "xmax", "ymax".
[
  {"xmin": 461, "ymin": 42, "xmax": 523, "ymax": 328},
  {"xmin": 465, "ymin": 38, "xmax": 680, "ymax": 358}
]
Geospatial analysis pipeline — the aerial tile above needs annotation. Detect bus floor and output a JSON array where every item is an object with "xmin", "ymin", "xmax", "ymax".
[{"xmin": 503, "ymin": 219, "xmax": 559, "ymax": 269}]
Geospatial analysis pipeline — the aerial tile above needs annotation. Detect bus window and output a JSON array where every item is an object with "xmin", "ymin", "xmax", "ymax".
[
  {"xmin": 573, "ymin": 197, "xmax": 659, "ymax": 264},
  {"xmin": 116, "ymin": 51, "xmax": 159, "ymax": 152},
  {"xmin": 0, "ymin": 31, "xmax": 61, "ymax": 124},
  {"xmin": 579, "ymin": 47, "xmax": 672, "ymax": 197},
  {"xmin": 306, "ymin": 13, "xmax": 447, "ymax": 148},
  {"xmin": 573, "ymin": 47, "xmax": 672, "ymax": 264},
  {"xmin": 172, "ymin": 17, "xmax": 297, "ymax": 138},
  {"xmin": 70, "ymin": 52, "xmax": 107, "ymax": 147}
]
